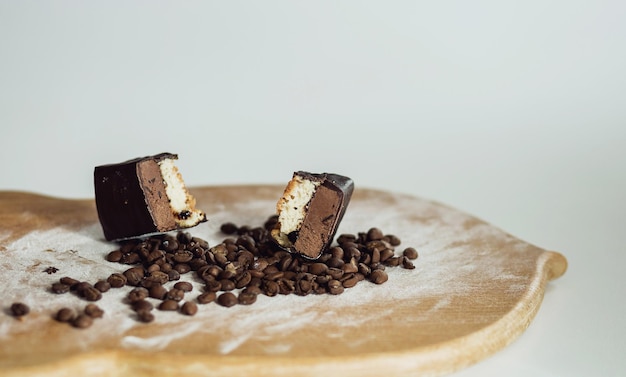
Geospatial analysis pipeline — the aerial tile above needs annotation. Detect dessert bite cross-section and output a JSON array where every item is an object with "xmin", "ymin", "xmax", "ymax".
[
  {"xmin": 271, "ymin": 171, "xmax": 354, "ymax": 259},
  {"xmin": 94, "ymin": 153, "xmax": 207, "ymax": 241}
]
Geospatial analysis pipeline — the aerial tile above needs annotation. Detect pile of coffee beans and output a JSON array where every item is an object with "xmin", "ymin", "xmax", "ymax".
[
  {"xmin": 98, "ymin": 215, "xmax": 418, "ymax": 319},
  {"xmin": 11, "ymin": 215, "xmax": 417, "ymax": 329}
]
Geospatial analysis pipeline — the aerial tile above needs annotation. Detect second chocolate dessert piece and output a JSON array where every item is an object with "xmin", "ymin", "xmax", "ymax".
[
  {"xmin": 271, "ymin": 171, "xmax": 354, "ymax": 259},
  {"xmin": 94, "ymin": 153, "xmax": 207, "ymax": 241}
]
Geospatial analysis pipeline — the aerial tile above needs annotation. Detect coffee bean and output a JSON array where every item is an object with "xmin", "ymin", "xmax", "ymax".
[
  {"xmin": 120, "ymin": 252, "xmax": 141, "ymax": 264},
  {"xmin": 204, "ymin": 279, "xmax": 222, "ymax": 293},
  {"xmin": 180, "ymin": 301, "xmax": 198, "ymax": 316},
  {"xmin": 341, "ymin": 274, "xmax": 360, "ymax": 288},
  {"xmin": 263, "ymin": 280, "xmax": 279, "ymax": 297},
  {"xmin": 197, "ymin": 291, "xmax": 216, "ymax": 304},
  {"xmin": 369, "ymin": 269, "xmax": 388, "ymax": 284},
  {"xmin": 149, "ymin": 285, "xmax": 168, "ymax": 300},
  {"xmin": 173, "ymin": 263, "xmax": 191, "ymax": 274},
  {"xmin": 385, "ymin": 234, "xmax": 402, "ymax": 246},
  {"xmin": 124, "ymin": 267, "xmax": 145, "ymax": 286},
  {"xmin": 172, "ymin": 250, "xmax": 193, "ymax": 263},
  {"xmin": 74, "ymin": 281, "xmax": 92, "ymax": 293},
  {"xmin": 106, "ymin": 249, "xmax": 123, "ymax": 262},
  {"xmin": 242, "ymin": 286, "xmax": 263, "ymax": 296},
  {"xmin": 379, "ymin": 248, "xmax": 395, "ymax": 262},
  {"xmin": 367, "ymin": 227, "xmax": 384, "ymax": 241},
  {"xmin": 51, "ymin": 282, "xmax": 70, "ymax": 294},
  {"xmin": 162, "ymin": 238, "xmax": 179, "ymax": 252},
  {"xmin": 10, "ymin": 302, "xmax": 29, "ymax": 317},
  {"xmin": 147, "ymin": 271, "xmax": 170, "ymax": 285},
  {"xmin": 55, "ymin": 307, "xmax": 74, "ymax": 322},
  {"xmin": 220, "ymin": 222, "xmax": 238, "ymax": 234},
  {"xmin": 220, "ymin": 279, "xmax": 236, "ymax": 291},
  {"xmin": 107, "ymin": 273, "xmax": 127, "ymax": 288},
  {"xmin": 341, "ymin": 258, "xmax": 359, "ymax": 274},
  {"xmin": 167, "ymin": 269, "xmax": 181, "ymax": 281},
  {"xmin": 81, "ymin": 286, "xmax": 102, "ymax": 301},
  {"xmin": 236, "ymin": 234, "xmax": 256, "ymax": 252},
  {"xmin": 131, "ymin": 300, "xmax": 153, "ymax": 312},
  {"xmin": 189, "ymin": 258, "xmax": 208, "ymax": 271},
  {"xmin": 229, "ymin": 273, "xmax": 248, "ymax": 290},
  {"xmin": 94, "ymin": 280, "xmax": 111, "ymax": 293},
  {"xmin": 402, "ymin": 256, "xmax": 415, "ymax": 270},
  {"xmin": 146, "ymin": 263, "xmax": 161, "ymax": 274},
  {"xmin": 403, "ymin": 247, "xmax": 418, "ymax": 260},
  {"xmin": 328, "ymin": 268, "xmax": 343, "ymax": 280},
  {"xmin": 337, "ymin": 234, "xmax": 357, "ymax": 244},
  {"xmin": 137, "ymin": 310, "xmax": 155, "ymax": 323},
  {"xmin": 158, "ymin": 300, "xmax": 179, "ymax": 311},
  {"xmin": 128, "ymin": 287, "xmax": 149, "ymax": 302},
  {"xmin": 84, "ymin": 304, "xmax": 104, "ymax": 318},
  {"xmin": 370, "ymin": 248, "xmax": 381, "ymax": 264},
  {"xmin": 356, "ymin": 262, "xmax": 370, "ymax": 276},
  {"xmin": 177, "ymin": 231, "xmax": 193, "ymax": 244},
  {"xmin": 72, "ymin": 314, "xmax": 93, "ymax": 329},
  {"xmin": 166, "ymin": 288, "xmax": 185, "ymax": 302},
  {"xmin": 160, "ymin": 263, "xmax": 173, "ymax": 273},
  {"xmin": 264, "ymin": 271, "xmax": 284, "ymax": 281},
  {"xmin": 238, "ymin": 291, "xmax": 257, "ymax": 305},
  {"xmin": 326, "ymin": 257, "xmax": 344, "ymax": 269},
  {"xmin": 327, "ymin": 279, "xmax": 344, "ymax": 295},
  {"xmin": 217, "ymin": 292, "xmax": 237, "ymax": 307},
  {"xmin": 174, "ymin": 281, "xmax": 193, "ymax": 292},
  {"xmin": 384, "ymin": 256, "xmax": 402, "ymax": 267},
  {"xmin": 60, "ymin": 276, "xmax": 80, "ymax": 289}
]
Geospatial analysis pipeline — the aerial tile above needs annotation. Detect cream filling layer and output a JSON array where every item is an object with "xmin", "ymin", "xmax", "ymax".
[
  {"xmin": 158, "ymin": 159, "xmax": 205, "ymax": 227},
  {"xmin": 274, "ymin": 176, "xmax": 320, "ymax": 247}
]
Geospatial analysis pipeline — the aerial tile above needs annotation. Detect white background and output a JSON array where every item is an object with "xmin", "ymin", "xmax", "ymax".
[{"xmin": 1, "ymin": 1, "xmax": 625, "ymax": 376}]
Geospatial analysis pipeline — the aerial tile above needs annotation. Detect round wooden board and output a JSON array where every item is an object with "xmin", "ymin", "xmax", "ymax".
[{"xmin": 0, "ymin": 186, "xmax": 567, "ymax": 377}]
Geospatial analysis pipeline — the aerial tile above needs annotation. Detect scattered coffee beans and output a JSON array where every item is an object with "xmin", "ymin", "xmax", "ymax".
[
  {"xmin": 94, "ymin": 280, "xmax": 111, "ymax": 293},
  {"xmin": 127, "ymin": 287, "xmax": 149, "ymax": 303},
  {"xmin": 131, "ymin": 300, "xmax": 153, "ymax": 313},
  {"xmin": 149, "ymin": 285, "xmax": 168, "ymax": 300},
  {"xmin": 51, "ymin": 282, "xmax": 71, "ymax": 294},
  {"xmin": 217, "ymin": 292, "xmax": 237, "ymax": 307},
  {"xmin": 84, "ymin": 304, "xmax": 104, "ymax": 318},
  {"xmin": 197, "ymin": 291, "xmax": 216, "ymax": 304},
  {"xmin": 72, "ymin": 314, "xmax": 93, "ymax": 329},
  {"xmin": 158, "ymin": 300, "xmax": 179, "ymax": 311},
  {"xmin": 180, "ymin": 301, "xmax": 198, "ymax": 316},
  {"xmin": 174, "ymin": 281, "xmax": 193, "ymax": 292},
  {"xmin": 59, "ymin": 276, "xmax": 79, "ymax": 287},
  {"xmin": 137, "ymin": 310, "xmax": 155, "ymax": 323},
  {"xmin": 55, "ymin": 308, "xmax": 74, "ymax": 323},
  {"xmin": 31, "ymin": 216, "xmax": 417, "ymax": 331},
  {"xmin": 10, "ymin": 302, "xmax": 30, "ymax": 317},
  {"xmin": 403, "ymin": 247, "xmax": 418, "ymax": 260},
  {"xmin": 107, "ymin": 273, "xmax": 127, "ymax": 288},
  {"xmin": 238, "ymin": 291, "xmax": 257, "ymax": 305}
]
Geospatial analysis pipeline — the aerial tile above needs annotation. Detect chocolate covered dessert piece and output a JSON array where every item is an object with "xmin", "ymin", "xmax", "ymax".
[
  {"xmin": 94, "ymin": 153, "xmax": 207, "ymax": 241},
  {"xmin": 271, "ymin": 171, "xmax": 354, "ymax": 259}
]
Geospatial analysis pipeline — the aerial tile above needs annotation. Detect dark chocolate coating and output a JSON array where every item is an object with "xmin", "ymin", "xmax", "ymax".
[
  {"xmin": 94, "ymin": 153, "xmax": 178, "ymax": 241},
  {"xmin": 279, "ymin": 171, "xmax": 354, "ymax": 259}
]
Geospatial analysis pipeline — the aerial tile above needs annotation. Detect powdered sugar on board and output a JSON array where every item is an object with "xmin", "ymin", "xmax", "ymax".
[{"xmin": 0, "ymin": 189, "xmax": 544, "ymax": 357}]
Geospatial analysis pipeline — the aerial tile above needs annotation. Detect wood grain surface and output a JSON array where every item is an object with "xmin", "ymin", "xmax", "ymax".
[{"xmin": 0, "ymin": 186, "xmax": 567, "ymax": 377}]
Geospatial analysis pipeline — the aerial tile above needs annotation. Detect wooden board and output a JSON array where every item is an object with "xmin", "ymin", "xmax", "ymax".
[{"xmin": 0, "ymin": 186, "xmax": 567, "ymax": 377}]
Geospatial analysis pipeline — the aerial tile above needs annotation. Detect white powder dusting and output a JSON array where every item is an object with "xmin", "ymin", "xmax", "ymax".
[{"xmin": 0, "ymin": 191, "xmax": 542, "ymax": 356}]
